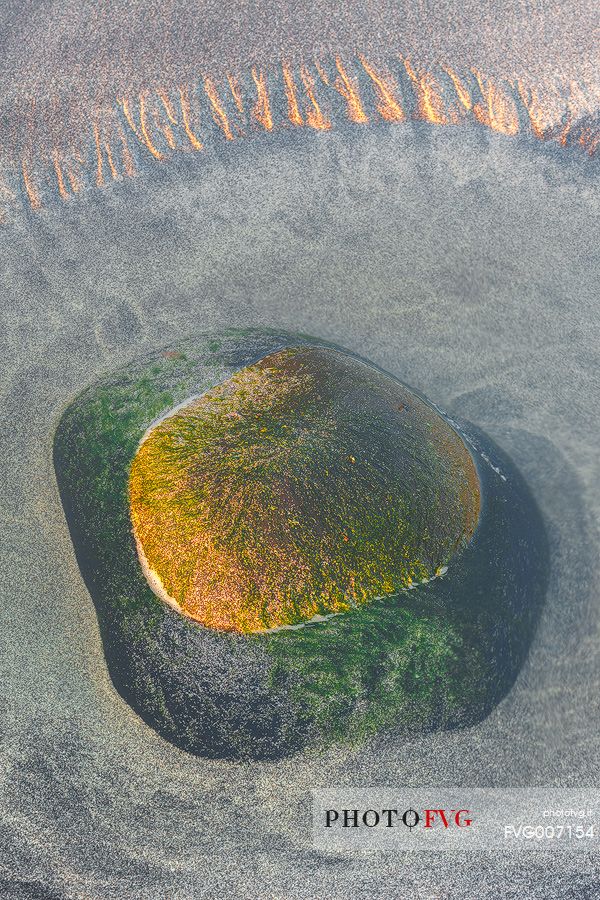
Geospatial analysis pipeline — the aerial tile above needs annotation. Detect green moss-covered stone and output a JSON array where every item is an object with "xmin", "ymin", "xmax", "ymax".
[
  {"xmin": 129, "ymin": 346, "xmax": 480, "ymax": 634},
  {"xmin": 54, "ymin": 328, "xmax": 548, "ymax": 759}
]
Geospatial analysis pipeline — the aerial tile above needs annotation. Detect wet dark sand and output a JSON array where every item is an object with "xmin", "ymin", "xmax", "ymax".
[{"xmin": 0, "ymin": 120, "xmax": 598, "ymax": 897}]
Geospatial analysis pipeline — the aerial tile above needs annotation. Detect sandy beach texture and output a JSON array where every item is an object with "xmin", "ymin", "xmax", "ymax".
[{"xmin": 0, "ymin": 1, "xmax": 599, "ymax": 897}]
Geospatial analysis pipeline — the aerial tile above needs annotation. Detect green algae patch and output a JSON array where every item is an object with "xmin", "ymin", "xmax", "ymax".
[
  {"xmin": 260, "ymin": 596, "xmax": 489, "ymax": 747},
  {"xmin": 129, "ymin": 347, "xmax": 480, "ymax": 633},
  {"xmin": 54, "ymin": 328, "xmax": 548, "ymax": 759}
]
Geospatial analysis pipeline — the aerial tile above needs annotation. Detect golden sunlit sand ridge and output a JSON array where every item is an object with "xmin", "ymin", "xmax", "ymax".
[{"xmin": 1, "ymin": 54, "xmax": 598, "ymax": 220}]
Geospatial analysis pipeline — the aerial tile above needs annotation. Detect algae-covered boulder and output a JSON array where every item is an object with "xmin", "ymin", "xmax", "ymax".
[
  {"xmin": 129, "ymin": 346, "xmax": 480, "ymax": 633},
  {"xmin": 54, "ymin": 329, "xmax": 548, "ymax": 759}
]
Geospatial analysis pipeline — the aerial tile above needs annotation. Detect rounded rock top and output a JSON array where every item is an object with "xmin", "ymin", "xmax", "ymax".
[{"xmin": 128, "ymin": 346, "xmax": 480, "ymax": 633}]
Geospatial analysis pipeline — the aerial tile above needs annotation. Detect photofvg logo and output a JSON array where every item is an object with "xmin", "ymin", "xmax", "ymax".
[
  {"xmin": 312, "ymin": 789, "xmax": 600, "ymax": 855},
  {"xmin": 314, "ymin": 792, "xmax": 478, "ymax": 850},
  {"xmin": 324, "ymin": 807, "xmax": 473, "ymax": 831}
]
